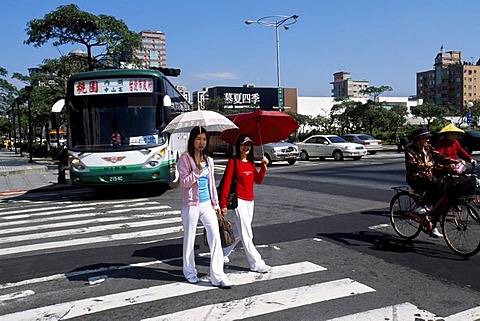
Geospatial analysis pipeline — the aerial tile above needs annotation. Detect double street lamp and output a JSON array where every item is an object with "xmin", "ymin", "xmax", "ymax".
[{"xmin": 245, "ymin": 14, "xmax": 299, "ymax": 110}]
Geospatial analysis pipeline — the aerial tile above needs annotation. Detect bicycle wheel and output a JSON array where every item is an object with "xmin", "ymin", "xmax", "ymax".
[
  {"xmin": 442, "ymin": 203, "xmax": 480, "ymax": 257},
  {"xmin": 389, "ymin": 191, "xmax": 422, "ymax": 239}
]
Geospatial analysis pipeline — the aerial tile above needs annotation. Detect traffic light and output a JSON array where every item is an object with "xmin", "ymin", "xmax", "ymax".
[{"xmin": 153, "ymin": 67, "xmax": 181, "ymax": 77}]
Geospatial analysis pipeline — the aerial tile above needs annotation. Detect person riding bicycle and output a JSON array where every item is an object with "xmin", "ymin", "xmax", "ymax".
[
  {"xmin": 435, "ymin": 123, "xmax": 477, "ymax": 173},
  {"xmin": 405, "ymin": 127, "xmax": 460, "ymax": 238}
]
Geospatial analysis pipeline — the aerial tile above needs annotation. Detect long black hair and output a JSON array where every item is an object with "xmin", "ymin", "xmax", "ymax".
[
  {"xmin": 235, "ymin": 133, "xmax": 254, "ymax": 163},
  {"xmin": 187, "ymin": 126, "xmax": 209, "ymax": 159}
]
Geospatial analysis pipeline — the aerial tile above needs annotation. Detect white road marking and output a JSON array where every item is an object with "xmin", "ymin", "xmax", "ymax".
[
  {"xmin": 368, "ymin": 223, "xmax": 390, "ymax": 230},
  {"xmin": 0, "ymin": 262, "xmax": 326, "ymax": 321},
  {"xmin": 145, "ymin": 278, "xmax": 375, "ymax": 321},
  {"xmin": 0, "ymin": 217, "xmax": 183, "ymax": 243},
  {"xmin": 0, "ymin": 210, "xmax": 180, "ymax": 228},
  {"xmin": 326, "ymin": 302, "xmax": 480, "ymax": 321},
  {"xmin": 0, "ymin": 290, "xmax": 35, "ymax": 303},
  {"xmin": 0, "ymin": 211, "xmax": 180, "ymax": 235},
  {"xmin": 326, "ymin": 303, "xmax": 436, "ymax": 320},
  {"xmin": 0, "ymin": 257, "xmax": 183, "ymax": 290},
  {"xmin": 0, "ymin": 225, "xmax": 184, "ymax": 256}
]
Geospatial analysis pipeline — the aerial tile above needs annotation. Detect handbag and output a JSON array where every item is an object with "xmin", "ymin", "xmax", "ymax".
[
  {"xmin": 217, "ymin": 158, "xmax": 238, "ymax": 209},
  {"xmin": 203, "ymin": 217, "xmax": 235, "ymax": 248}
]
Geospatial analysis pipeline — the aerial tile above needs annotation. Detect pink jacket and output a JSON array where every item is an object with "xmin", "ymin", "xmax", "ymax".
[{"xmin": 177, "ymin": 152, "xmax": 219, "ymax": 207}]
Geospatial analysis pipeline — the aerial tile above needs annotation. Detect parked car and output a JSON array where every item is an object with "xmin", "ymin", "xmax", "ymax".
[
  {"xmin": 341, "ymin": 134, "xmax": 383, "ymax": 154},
  {"xmin": 296, "ymin": 135, "xmax": 367, "ymax": 161},
  {"xmin": 458, "ymin": 130, "xmax": 480, "ymax": 154},
  {"xmin": 254, "ymin": 141, "xmax": 299, "ymax": 165}
]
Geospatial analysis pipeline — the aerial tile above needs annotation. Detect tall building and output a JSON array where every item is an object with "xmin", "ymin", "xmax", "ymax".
[
  {"xmin": 135, "ymin": 30, "xmax": 166, "ymax": 68},
  {"xmin": 416, "ymin": 47, "xmax": 480, "ymax": 107},
  {"xmin": 330, "ymin": 71, "xmax": 369, "ymax": 98}
]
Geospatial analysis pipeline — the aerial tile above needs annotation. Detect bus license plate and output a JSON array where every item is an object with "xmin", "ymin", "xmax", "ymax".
[{"xmin": 109, "ymin": 176, "xmax": 124, "ymax": 182}]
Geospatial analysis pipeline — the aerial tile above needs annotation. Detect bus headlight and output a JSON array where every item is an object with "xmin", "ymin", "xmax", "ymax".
[
  {"xmin": 70, "ymin": 158, "xmax": 89, "ymax": 172},
  {"xmin": 143, "ymin": 150, "xmax": 165, "ymax": 169}
]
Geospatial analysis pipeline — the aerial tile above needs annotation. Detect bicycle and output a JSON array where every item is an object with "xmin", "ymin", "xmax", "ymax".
[{"xmin": 389, "ymin": 172, "xmax": 480, "ymax": 257}]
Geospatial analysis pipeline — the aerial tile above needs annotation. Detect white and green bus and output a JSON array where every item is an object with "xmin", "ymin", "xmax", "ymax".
[{"xmin": 66, "ymin": 68, "xmax": 190, "ymax": 189}]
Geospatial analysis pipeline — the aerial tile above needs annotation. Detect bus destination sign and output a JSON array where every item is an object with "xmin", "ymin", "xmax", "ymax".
[{"xmin": 74, "ymin": 78, "xmax": 154, "ymax": 96}]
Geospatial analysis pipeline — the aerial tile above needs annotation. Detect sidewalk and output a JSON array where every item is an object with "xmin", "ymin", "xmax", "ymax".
[{"xmin": 0, "ymin": 149, "xmax": 71, "ymax": 197}]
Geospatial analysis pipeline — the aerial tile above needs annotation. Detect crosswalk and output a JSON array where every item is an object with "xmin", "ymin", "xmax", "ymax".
[{"xmin": 1, "ymin": 198, "xmax": 479, "ymax": 320}]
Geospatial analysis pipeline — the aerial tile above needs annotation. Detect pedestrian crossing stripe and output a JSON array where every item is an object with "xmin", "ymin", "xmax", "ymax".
[
  {"xmin": 325, "ymin": 302, "xmax": 480, "ymax": 321},
  {"xmin": 0, "ymin": 217, "xmax": 183, "ymax": 243},
  {"xmin": 0, "ymin": 261, "xmax": 328, "ymax": 321},
  {"xmin": 0, "ymin": 225, "xmax": 185, "ymax": 256},
  {"xmin": 145, "ymin": 278, "xmax": 375, "ymax": 321}
]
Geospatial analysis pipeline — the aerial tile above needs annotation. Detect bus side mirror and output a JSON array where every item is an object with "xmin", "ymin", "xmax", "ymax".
[
  {"xmin": 163, "ymin": 95, "xmax": 172, "ymax": 107},
  {"xmin": 158, "ymin": 95, "xmax": 173, "ymax": 130}
]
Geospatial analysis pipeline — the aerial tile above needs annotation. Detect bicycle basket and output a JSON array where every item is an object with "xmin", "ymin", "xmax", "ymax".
[{"xmin": 445, "ymin": 174, "xmax": 477, "ymax": 197}]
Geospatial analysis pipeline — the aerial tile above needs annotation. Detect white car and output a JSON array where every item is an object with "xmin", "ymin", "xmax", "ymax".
[
  {"xmin": 296, "ymin": 135, "xmax": 367, "ymax": 161},
  {"xmin": 254, "ymin": 141, "xmax": 299, "ymax": 165}
]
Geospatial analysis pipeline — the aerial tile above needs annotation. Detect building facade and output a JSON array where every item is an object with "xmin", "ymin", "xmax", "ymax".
[
  {"xmin": 204, "ymin": 85, "xmax": 298, "ymax": 112},
  {"xmin": 135, "ymin": 30, "xmax": 166, "ymax": 68},
  {"xmin": 416, "ymin": 48, "xmax": 480, "ymax": 107},
  {"xmin": 330, "ymin": 71, "xmax": 369, "ymax": 98}
]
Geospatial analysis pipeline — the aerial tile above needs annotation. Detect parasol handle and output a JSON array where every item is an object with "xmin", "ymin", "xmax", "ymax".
[{"xmin": 257, "ymin": 120, "xmax": 265, "ymax": 156}]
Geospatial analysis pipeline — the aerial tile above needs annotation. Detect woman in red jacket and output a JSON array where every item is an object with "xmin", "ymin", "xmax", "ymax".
[
  {"xmin": 435, "ymin": 124, "xmax": 477, "ymax": 172},
  {"xmin": 220, "ymin": 134, "xmax": 271, "ymax": 273}
]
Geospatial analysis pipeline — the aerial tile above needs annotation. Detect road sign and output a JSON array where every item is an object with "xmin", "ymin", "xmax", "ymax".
[
  {"xmin": 278, "ymin": 87, "xmax": 284, "ymax": 108},
  {"xmin": 467, "ymin": 111, "xmax": 472, "ymax": 123}
]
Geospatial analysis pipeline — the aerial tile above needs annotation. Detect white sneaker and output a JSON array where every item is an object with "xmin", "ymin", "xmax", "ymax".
[
  {"xmin": 414, "ymin": 206, "xmax": 428, "ymax": 215},
  {"xmin": 186, "ymin": 275, "xmax": 199, "ymax": 284},
  {"xmin": 223, "ymin": 256, "xmax": 230, "ymax": 264},
  {"xmin": 212, "ymin": 277, "xmax": 234, "ymax": 289},
  {"xmin": 250, "ymin": 264, "xmax": 271, "ymax": 273},
  {"xmin": 430, "ymin": 228, "xmax": 443, "ymax": 238}
]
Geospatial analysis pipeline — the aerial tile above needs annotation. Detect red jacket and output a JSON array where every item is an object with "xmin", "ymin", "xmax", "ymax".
[
  {"xmin": 435, "ymin": 139, "xmax": 472, "ymax": 162},
  {"xmin": 219, "ymin": 158, "xmax": 266, "ymax": 208}
]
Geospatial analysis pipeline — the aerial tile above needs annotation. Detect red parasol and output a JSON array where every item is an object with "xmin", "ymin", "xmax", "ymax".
[{"xmin": 220, "ymin": 110, "xmax": 299, "ymax": 147}]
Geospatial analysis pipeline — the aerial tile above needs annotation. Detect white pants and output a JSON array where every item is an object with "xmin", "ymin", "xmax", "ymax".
[
  {"xmin": 181, "ymin": 201, "xmax": 226, "ymax": 284},
  {"xmin": 223, "ymin": 198, "xmax": 266, "ymax": 270}
]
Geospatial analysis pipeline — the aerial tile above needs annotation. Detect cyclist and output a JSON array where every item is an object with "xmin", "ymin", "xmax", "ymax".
[
  {"xmin": 435, "ymin": 123, "xmax": 477, "ymax": 172},
  {"xmin": 405, "ymin": 127, "xmax": 460, "ymax": 238}
]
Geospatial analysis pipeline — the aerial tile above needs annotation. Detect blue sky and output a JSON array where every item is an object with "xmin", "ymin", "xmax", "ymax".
[{"xmin": 2, "ymin": 0, "xmax": 480, "ymax": 97}]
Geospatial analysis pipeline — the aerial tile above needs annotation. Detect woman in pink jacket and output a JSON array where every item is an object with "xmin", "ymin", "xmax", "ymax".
[{"xmin": 177, "ymin": 126, "xmax": 233, "ymax": 289}]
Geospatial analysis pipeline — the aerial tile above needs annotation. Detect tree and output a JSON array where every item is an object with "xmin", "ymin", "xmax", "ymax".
[
  {"xmin": 24, "ymin": 4, "xmax": 142, "ymax": 71},
  {"xmin": 360, "ymin": 85, "xmax": 393, "ymax": 102},
  {"xmin": 410, "ymin": 103, "xmax": 448, "ymax": 129}
]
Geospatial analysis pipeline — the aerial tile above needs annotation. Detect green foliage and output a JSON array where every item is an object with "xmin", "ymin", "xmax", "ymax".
[
  {"xmin": 410, "ymin": 103, "xmax": 448, "ymax": 129},
  {"xmin": 24, "ymin": 4, "xmax": 142, "ymax": 71}
]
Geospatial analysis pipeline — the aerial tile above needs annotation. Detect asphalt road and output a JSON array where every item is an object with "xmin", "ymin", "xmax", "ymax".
[{"xmin": 1, "ymin": 152, "xmax": 480, "ymax": 320}]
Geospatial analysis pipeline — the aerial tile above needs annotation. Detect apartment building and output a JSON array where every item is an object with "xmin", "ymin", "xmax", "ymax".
[
  {"xmin": 417, "ymin": 47, "xmax": 480, "ymax": 107},
  {"xmin": 134, "ymin": 30, "xmax": 167, "ymax": 68},
  {"xmin": 330, "ymin": 71, "xmax": 369, "ymax": 98}
]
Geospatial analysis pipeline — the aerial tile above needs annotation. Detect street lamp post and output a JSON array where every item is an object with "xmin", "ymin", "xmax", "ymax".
[
  {"xmin": 245, "ymin": 14, "xmax": 299, "ymax": 111},
  {"xmin": 25, "ymin": 86, "xmax": 33, "ymax": 163},
  {"xmin": 15, "ymin": 98, "xmax": 22, "ymax": 157}
]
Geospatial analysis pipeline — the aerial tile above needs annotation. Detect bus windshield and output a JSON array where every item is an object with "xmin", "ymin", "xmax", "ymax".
[{"xmin": 69, "ymin": 93, "xmax": 166, "ymax": 151}]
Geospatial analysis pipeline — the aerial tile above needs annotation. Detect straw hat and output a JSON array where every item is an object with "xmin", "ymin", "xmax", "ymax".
[{"xmin": 438, "ymin": 124, "xmax": 464, "ymax": 134}]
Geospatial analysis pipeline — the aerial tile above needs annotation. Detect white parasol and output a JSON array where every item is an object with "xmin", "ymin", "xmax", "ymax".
[{"xmin": 162, "ymin": 110, "xmax": 238, "ymax": 134}]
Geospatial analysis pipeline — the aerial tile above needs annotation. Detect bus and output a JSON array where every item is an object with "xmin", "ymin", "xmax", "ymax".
[{"xmin": 65, "ymin": 68, "xmax": 191, "ymax": 188}]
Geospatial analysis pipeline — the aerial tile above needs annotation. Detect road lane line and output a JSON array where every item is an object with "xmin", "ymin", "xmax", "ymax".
[
  {"xmin": 0, "ymin": 211, "xmax": 180, "ymax": 235},
  {"xmin": 0, "ymin": 262, "xmax": 326, "ymax": 321},
  {"xmin": 145, "ymin": 278, "xmax": 375, "ymax": 321},
  {"xmin": 326, "ymin": 302, "xmax": 436, "ymax": 320},
  {"xmin": 0, "ymin": 210, "xmax": 180, "ymax": 228},
  {"xmin": 0, "ymin": 226, "xmax": 185, "ymax": 256},
  {"xmin": 0, "ymin": 217, "xmax": 183, "ymax": 243}
]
